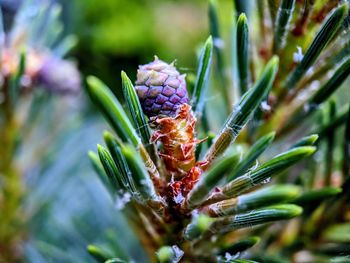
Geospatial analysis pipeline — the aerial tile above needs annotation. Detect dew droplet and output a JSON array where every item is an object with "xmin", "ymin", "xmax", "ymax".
[
  {"xmin": 261, "ymin": 101, "xmax": 271, "ymax": 111},
  {"xmin": 172, "ymin": 245, "xmax": 184, "ymax": 263},
  {"xmin": 293, "ymin": 46, "xmax": 303, "ymax": 63},
  {"xmin": 213, "ymin": 38, "xmax": 225, "ymax": 49}
]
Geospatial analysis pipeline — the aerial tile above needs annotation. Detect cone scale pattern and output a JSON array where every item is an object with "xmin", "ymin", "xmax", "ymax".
[{"xmin": 135, "ymin": 57, "xmax": 189, "ymax": 117}]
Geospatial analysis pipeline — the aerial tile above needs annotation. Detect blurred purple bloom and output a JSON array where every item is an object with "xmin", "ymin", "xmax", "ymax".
[{"xmin": 37, "ymin": 56, "xmax": 81, "ymax": 94}]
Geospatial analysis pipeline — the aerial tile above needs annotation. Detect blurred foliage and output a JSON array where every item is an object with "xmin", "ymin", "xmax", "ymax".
[
  {"xmin": 65, "ymin": 0, "xmax": 231, "ymax": 88},
  {"xmin": 23, "ymin": 114, "xmax": 146, "ymax": 263}
]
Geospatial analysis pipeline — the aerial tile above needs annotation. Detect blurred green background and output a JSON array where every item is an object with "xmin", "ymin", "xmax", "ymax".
[{"xmin": 62, "ymin": 0, "xmax": 235, "ymax": 87}]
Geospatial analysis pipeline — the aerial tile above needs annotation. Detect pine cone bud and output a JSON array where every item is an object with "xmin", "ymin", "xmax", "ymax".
[
  {"xmin": 37, "ymin": 56, "xmax": 81, "ymax": 94},
  {"xmin": 135, "ymin": 57, "xmax": 189, "ymax": 117}
]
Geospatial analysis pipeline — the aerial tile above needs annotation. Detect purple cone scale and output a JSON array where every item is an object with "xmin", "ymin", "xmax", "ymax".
[{"xmin": 135, "ymin": 57, "xmax": 189, "ymax": 117}]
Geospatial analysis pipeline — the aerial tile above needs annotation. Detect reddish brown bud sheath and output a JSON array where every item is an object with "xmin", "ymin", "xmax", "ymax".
[{"xmin": 151, "ymin": 104, "xmax": 198, "ymax": 178}]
